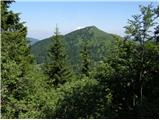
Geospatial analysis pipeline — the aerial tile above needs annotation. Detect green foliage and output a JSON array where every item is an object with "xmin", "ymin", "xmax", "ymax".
[
  {"xmin": 94, "ymin": 34, "xmax": 158, "ymax": 118},
  {"xmin": 94, "ymin": 5, "xmax": 159, "ymax": 114},
  {"xmin": 1, "ymin": 1, "xmax": 158, "ymax": 119},
  {"xmin": 1, "ymin": 1, "xmax": 47, "ymax": 118},
  {"xmin": 153, "ymin": 6, "xmax": 159, "ymax": 43},
  {"xmin": 94, "ymin": 38, "xmax": 137, "ymax": 118},
  {"xmin": 80, "ymin": 40, "xmax": 91, "ymax": 77},
  {"xmin": 43, "ymin": 27, "xmax": 72, "ymax": 87},
  {"xmin": 42, "ymin": 77, "xmax": 113, "ymax": 119},
  {"xmin": 1, "ymin": 1, "xmax": 33, "ymax": 118},
  {"xmin": 31, "ymin": 37, "xmax": 52, "ymax": 64},
  {"xmin": 124, "ymin": 3, "xmax": 159, "ymax": 108}
]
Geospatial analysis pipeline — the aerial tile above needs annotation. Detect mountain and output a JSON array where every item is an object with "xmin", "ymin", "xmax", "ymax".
[
  {"xmin": 31, "ymin": 26, "xmax": 123, "ymax": 69},
  {"xmin": 27, "ymin": 37, "xmax": 39, "ymax": 45}
]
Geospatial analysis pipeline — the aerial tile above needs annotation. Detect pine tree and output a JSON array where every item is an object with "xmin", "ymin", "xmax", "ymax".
[
  {"xmin": 80, "ymin": 40, "xmax": 91, "ymax": 77},
  {"xmin": 44, "ymin": 26, "xmax": 72, "ymax": 87}
]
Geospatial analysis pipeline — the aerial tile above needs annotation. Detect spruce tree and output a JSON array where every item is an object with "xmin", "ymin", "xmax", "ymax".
[
  {"xmin": 1, "ymin": 1, "xmax": 34, "ymax": 118},
  {"xmin": 44, "ymin": 26, "xmax": 72, "ymax": 87},
  {"xmin": 80, "ymin": 40, "xmax": 91, "ymax": 77}
]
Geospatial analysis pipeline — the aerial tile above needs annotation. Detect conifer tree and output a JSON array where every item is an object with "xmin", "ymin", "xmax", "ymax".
[
  {"xmin": 44, "ymin": 26, "xmax": 72, "ymax": 87},
  {"xmin": 1, "ymin": 1, "xmax": 34, "ymax": 118},
  {"xmin": 80, "ymin": 40, "xmax": 91, "ymax": 77}
]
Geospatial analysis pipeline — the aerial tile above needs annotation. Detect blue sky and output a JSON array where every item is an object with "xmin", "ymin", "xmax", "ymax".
[{"xmin": 10, "ymin": 1, "xmax": 158, "ymax": 40}]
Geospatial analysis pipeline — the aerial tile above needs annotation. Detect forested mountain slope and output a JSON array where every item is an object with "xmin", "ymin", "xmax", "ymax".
[
  {"xmin": 31, "ymin": 26, "xmax": 123, "ymax": 65},
  {"xmin": 27, "ymin": 37, "xmax": 39, "ymax": 45}
]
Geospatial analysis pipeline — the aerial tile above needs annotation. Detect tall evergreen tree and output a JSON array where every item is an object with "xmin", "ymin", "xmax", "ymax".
[
  {"xmin": 1, "ymin": 1, "xmax": 34, "ymax": 118},
  {"xmin": 44, "ymin": 26, "xmax": 72, "ymax": 87},
  {"xmin": 80, "ymin": 40, "xmax": 91, "ymax": 77}
]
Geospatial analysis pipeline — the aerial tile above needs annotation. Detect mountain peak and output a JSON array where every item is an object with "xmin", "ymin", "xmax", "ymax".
[
  {"xmin": 79, "ymin": 25, "xmax": 98, "ymax": 31},
  {"xmin": 68, "ymin": 25, "xmax": 101, "ymax": 36},
  {"xmin": 85, "ymin": 25, "xmax": 97, "ymax": 29}
]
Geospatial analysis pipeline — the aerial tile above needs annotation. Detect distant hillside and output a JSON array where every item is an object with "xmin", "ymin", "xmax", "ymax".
[
  {"xmin": 27, "ymin": 37, "xmax": 39, "ymax": 45},
  {"xmin": 31, "ymin": 37, "xmax": 52, "ymax": 63},
  {"xmin": 31, "ymin": 26, "xmax": 123, "ymax": 69}
]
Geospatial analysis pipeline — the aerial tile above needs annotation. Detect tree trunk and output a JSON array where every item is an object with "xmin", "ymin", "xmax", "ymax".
[
  {"xmin": 139, "ymin": 42, "xmax": 144, "ymax": 104},
  {"xmin": 139, "ymin": 71, "xmax": 143, "ymax": 104},
  {"xmin": 140, "ymin": 86, "xmax": 143, "ymax": 103},
  {"xmin": 133, "ymin": 96, "xmax": 135, "ymax": 107}
]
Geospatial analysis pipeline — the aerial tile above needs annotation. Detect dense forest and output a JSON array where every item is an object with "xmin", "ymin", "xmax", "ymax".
[{"xmin": 1, "ymin": 1, "xmax": 159, "ymax": 119}]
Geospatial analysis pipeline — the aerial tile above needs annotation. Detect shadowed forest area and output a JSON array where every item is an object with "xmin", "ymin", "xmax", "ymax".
[{"xmin": 1, "ymin": 1, "xmax": 159, "ymax": 119}]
